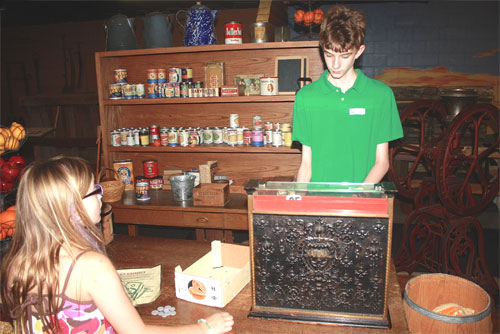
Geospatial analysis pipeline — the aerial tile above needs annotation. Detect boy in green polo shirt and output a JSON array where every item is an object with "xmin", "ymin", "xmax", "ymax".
[{"xmin": 292, "ymin": 4, "xmax": 403, "ymax": 183}]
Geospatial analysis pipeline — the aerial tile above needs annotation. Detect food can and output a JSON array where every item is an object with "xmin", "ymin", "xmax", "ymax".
[
  {"xmin": 253, "ymin": 115, "xmax": 263, "ymax": 130},
  {"xmin": 147, "ymin": 69, "xmax": 158, "ymax": 83},
  {"xmin": 143, "ymin": 160, "xmax": 159, "ymax": 178},
  {"xmin": 264, "ymin": 121, "xmax": 273, "ymax": 130},
  {"xmin": 135, "ymin": 175, "xmax": 148, "ymax": 185},
  {"xmin": 180, "ymin": 81, "xmax": 190, "ymax": 98},
  {"xmin": 168, "ymin": 68, "xmax": 181, "ymax": 83},
  {"xmin": 203, "ymin": 127, "xmax": 213, "ymax": 144},
  {"xmin": 139, "ymin": 128, "xmax": 150, "ymax": 146},
  {"xmin": 229, "ymin": 113, "xmax": 239, "ymax": 128},
  {"xmin": 243, "ymin": 129, "xmax": 252, "ymax": 145},
  {"xmin": 182, "ymin": 68, "xmax": 193, "ymax": 82},
  {"xmin": 126, "ymin": 130, "xmax": 135, "ymax": 146},
  {"xmin": 283, "ymin": 131, "xmax": 292, "ymax": 147},
  {"xmin": 110, "ymin": 130, "xmax": 121, "ymax": 146},
  {"xmin": 135, "ymin": 182, "xmax": 151, "ymax": 201},
  {"xmin": 179, "ymin": 130, "xmax": 189, "ymax": 147},
  {"xmin": 157, "ymin": 68, "xmax": 167, "ymax": 83},
  {"xmin": 272, "ymin": 130, "xmax": 282, "ymax": 147},
  {"xmin": 264, "ymin": 129, "xmax": 273, "ymax": 144},
  {"xmin": 120, "ymin": 128, "xmax": 129, "ymax": 145},
  {"xmin": 109, "ymin": 83, "xmax": 123, "ymax": 99},
  {"xmin": 135, "ymin": 83, "xmax": 145, "ymax": 98},
  {"xmin": 252, "ymin": 129, "xmax": 264, "ymax": 146},
  {"xmin": 165, "ymin": 83, "xmax": 175, "ymax": 98},
  {"xmin": 149, "ymin": 176, "xmax": 164, "ymax": 189},
  {"xmin": 188, "ymin": 133, "xmax": 198, "ymax": 147},
  {"xmin": 123, "ymin": 84, "xmax": 135, "ymax": 99},
  {"xmin": 227, "ymin": 129, "xmax": 237, "ymax": 146},
  {"xmin": 194, "ymin": 81, "xmax": 204, "ymax": 89},
  {"xmin": 213, "ymin": 127, "xmax": 223, "ymax": 144},
  {"xmin": 160, "ymin": 127, "xmax": 169, "ymax": 146},
  {"xmin": 236, "ymin": 128, "xmax": 244, "ymax": 145},
  {"xmin": 114, "ymin": 69, "xmax": 128, "ymax": 83},
  {"xmin": 168, "ymin": 129, "xmax": 178, "ymax": 146},
  {"xmin": 147, "ymin": 83, "xmax": 157, "ymax": 98},
  {"xmin": 280, "ymin": 123, "xmax": 291, "ymax": 132},
  {"xmin": 133, "ymin": 129, "xmax": 140, "ymax": 146},
  {"xmin": 260, "ymin": 77, "xmax": 279, "ymax": 96},
  {"xmin": 113, "ymin": 159, "xmax": 134, "ymax": 190},
  {"xmin": 225, "ymin": 21, "xmax": 242, "ymax": 44},
  {"xmin": 150, "ymin": 125, "xmax": 160, "ymax": 146}
]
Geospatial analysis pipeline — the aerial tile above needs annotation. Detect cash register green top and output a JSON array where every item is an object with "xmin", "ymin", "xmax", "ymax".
[{"xmin": 255, "ymin": 181, "xmax": 396, "ymax": 198}]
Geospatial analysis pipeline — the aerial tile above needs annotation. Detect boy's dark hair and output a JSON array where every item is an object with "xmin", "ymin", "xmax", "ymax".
[{"xmin": 319, "ymin": 4, "xmax": 366, "ymax": 52}]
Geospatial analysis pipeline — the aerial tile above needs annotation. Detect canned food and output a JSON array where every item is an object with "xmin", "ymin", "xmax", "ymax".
[
  {"xmin": 260, "ymin": 77, "xmax": 279, "ymax": 96},
  {"xmin": 265, "ymin": 130, "xmax": 273, "ymax": 144},
  {"xmin": 203, "ymin": 127, "xmax": 213, "ymax": 144},
  {"xmin": 227, "ymin": 129, "xmax": 237, "ymax": 146},
  {"xmin": 236, "ymin": 128, "xmax": 244, "ymax": 145},
  {"xmin": 135, "ymin": 175, "xmax": 148, "ymax": 185},
  {"xmin": 188, "ymin": 133, "xmax": 198, "ymax": 147},
  {"xmin": 109, "ymin": 83, "xmax": 123, "ymax": 99},
  {"xmin": 252, "ymin": 129, "xmax": 264, "ymax": 146},
  {"xmin": 160, "ymin": 128, "xmax": 169, "ymax": 146},
  {"xmin": 150, "ymin": 125, "xmax": 160, "ymax": 146},
  {"xmin": 243, "ymin": 129, "xmax": 252, "ymax": 145},
  {"xmin": 168, "ymin": 129, "xmax": 178, "ymax": 146},
  {"xmin": 123, "ymin": 84, "xmax": 135, "ymax": 99},
  {"xmin": 272, "ymin": 130, "xmax": 282, "ymax": 147},
  {"xmin": 280, "ymin": 123, "xmax": 291, "ymax": 132},
  {"xmin": 264, "ymin": 121, "xmax": 273, "ymax": 130},
  {"xmin": 229, "ymin": 114, "xmax": 239, "ymax": 128},
  {"xmin": 147, "ymin": 69, "xmax": 158, "ymax": 83},
  {"xmin": 180, "ymin": 81, "xmax": 190, "ymax": 98},
  {"xmin": 213, "ymin": 127, "xmax": 223, "ymax": 144},
  {"xmin": 135, "ymin": 84, "xmax": 145, "ymax": 98},
  {"xmin": 194, "ymin": 81, "xmax": 204, "ymax": 89},
  {"xmin": 149, "ymin": 176, "xmax": 164, "ymax": 189},
  {"xmin": 165, "ymin": 83, "xmax": 175, "ymax": 98},
  {"xmin": 126, "ymin": 130, "xmax": 135, "ymax": 146},
  {"xmin": 179, "ymin": 130, "xmax": 189, "ymax": 147},
  {"xmin": 283, "ymin": 131, "xmax": 292, "ymax": 147},
  {"xmin": 110, "ymin": 130, "xmax": 121, "ymax": 146},
  {"xmin": 182, "ymin": 68, "xmax": 193, "ymax": 81},
  {"xmin": 253, "ymin": 115, "xmax": 263, "ymax": 130},
  {"xmin": 147, "ymin": 83, "xmax": 157, "ymax": 98},
  {"xmin": 140, "ymin": 128, "xmax": 150, "ymax": 146},
  {"xmin": 157, "ymin": 68, "xmax": 167, "ymax": 83},
  {"xmin": 114, "ymin": 69, "xmax": 127, "ymax": 84},
  {"xmin": 225, "ymin": 21, "xmax": 242, "ymax": 44},
  {"xmin": 135, "ymin": 182, "xmax": 151, "ymax": 201},
  {"xmin": 168, "ymin": 68, "xmax": 181, "ymax": 83},
  {"xmin": 133, "ymin": 129, "xmax": 140, "ymax": 146},
  {"xmin": 143, "ymin": 160, "xmax": 159, "ymax": 178},
  {"xmin": 120, "ymin": 129, "xmax": 129, "ymax": 145}
]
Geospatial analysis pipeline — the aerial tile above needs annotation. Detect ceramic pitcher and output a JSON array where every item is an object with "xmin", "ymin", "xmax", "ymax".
[
  {"xmin": 176, "ymin": 1, "xmax": 217, "ymax": 46},
  {"xmin": 143, "ymin": 12, "xmax": 173, "ymax": 49},
  {"xmin": 105, "ymin": 14, "xmax": 137, "ymax": 51}
]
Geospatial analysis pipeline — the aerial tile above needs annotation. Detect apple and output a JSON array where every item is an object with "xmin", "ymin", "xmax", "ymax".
[
  {"xmin": 1, "ymin": 163, "xmax": 19, "ymax": 183},
  {"xmin": 1, "ymin": 179, "xmax": 13, "ymax": 192},
  {"xmin": 8, "ymin": 155, "xmax": 26, "ymax": 168},
  {"xmin": 0, "ymin": 158, "xmax": 5, "ymax": 169}
]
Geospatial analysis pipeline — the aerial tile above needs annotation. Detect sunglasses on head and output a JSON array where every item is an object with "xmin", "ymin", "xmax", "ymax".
[{"xmin": 83, "ymin": 184, "xmax": 103, "ymax": 199}]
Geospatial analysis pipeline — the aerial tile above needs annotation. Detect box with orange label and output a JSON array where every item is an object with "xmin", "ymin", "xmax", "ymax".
[{"xmin": 174, "ymin": 241, "xmax": 250, "ymax": 308}]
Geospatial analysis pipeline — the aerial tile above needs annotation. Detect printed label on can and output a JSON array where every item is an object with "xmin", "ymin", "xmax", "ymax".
[
  {"xmin": 136, "ymin": 182, "xmax": 151, "ymax": 200},
  {"xmin": 229, "ymin": 114, "xmax": 239, "ymax": 128},
  {"xmin": 143, "ymin": 160, "xmax": 158, "ymax": 178},
  {"xmin": 149, "ymin": 176, "xmax": 164, "ymax": 189},
  {"xmin": 114, "ymin": 69, "xmax": 128, "ymax": 84},
  {"xmin": 225, "ymin": 22, "xmax": 242, "ymax": 44},
  {"xmin": 260, "ymin": 77, "xmax": 279, "ymax": 96}
]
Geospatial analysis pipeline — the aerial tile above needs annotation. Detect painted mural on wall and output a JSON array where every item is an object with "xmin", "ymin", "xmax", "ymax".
[{"xmin": 287, "ymin": 1, "xmax": 499, "ymax": 106}]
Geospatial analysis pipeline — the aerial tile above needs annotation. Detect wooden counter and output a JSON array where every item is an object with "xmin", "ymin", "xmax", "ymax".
[{"xmin": 107, "ymin": 235, "xmax": 409, "ymax": 333}]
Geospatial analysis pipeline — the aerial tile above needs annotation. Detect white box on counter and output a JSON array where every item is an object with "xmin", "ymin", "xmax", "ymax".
[{"xmin": 174, "ymin": 240, "xmax": 250, "ymax": 308}]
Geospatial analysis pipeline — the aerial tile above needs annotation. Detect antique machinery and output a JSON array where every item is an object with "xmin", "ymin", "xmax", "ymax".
[{"xmin": 388, "ymin": 90, "xmax": 499, "ymax": 301}]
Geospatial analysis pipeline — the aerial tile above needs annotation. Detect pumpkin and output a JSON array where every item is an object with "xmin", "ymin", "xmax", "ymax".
[
  {"xmin": 294, "ymin": 9, "xmax": 305, "ymax": 23},
  {"xmin": 303, "ymin": 11, "xmax": 314, "ymax": 26},
  {"xmin": 313, "ymin": 8, "xmax": 324, "ymax": 24},
  {"xmin": 0, "ymin": 209, "xmax": 16, "ymax": 238},
  {"xmin": 4, "ymin": 136, "xmax": 19, "ymax": 151},
  {"xmin": 10, "ymin": 122, "xmax": 26, "ymax": 141}
]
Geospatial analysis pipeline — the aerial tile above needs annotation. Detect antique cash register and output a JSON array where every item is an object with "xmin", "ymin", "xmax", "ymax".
[{"xmin": 248, "ymin": 182, "xmax": 396, "ymax": 328}]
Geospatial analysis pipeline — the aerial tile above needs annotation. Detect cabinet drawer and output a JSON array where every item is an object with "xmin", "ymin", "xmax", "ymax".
[
  {"xmin": 183, "ymin": 212, "xmax": 224, "ymax": 228},
  {"xmin": 224, "ymin": 213, "xmax": 248, "ymax": 230}
]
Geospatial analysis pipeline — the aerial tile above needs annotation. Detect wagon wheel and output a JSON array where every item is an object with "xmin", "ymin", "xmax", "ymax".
[
  {"xmin": 436, "ymin": 103, "xmax": 499, "ymax": 216},
  {"xmin": 388, "ymin": 100, "xmax": 448, "ymax": 200}
]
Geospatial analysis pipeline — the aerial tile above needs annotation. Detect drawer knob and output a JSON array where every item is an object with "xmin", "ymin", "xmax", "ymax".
[{"xmin": 197, "ymin": 217, "xmax": 209, "ymax": 223}]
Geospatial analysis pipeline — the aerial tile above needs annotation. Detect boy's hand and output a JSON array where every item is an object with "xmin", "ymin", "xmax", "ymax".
[{"xmin": 202, "ymin": 312, "xmax": 234, "ymax": 334}]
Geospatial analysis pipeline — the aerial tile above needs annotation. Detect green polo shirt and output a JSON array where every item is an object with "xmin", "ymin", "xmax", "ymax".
[{"xmin": 292, "ymin": 69, "xmax": 403, "ymax": 182}]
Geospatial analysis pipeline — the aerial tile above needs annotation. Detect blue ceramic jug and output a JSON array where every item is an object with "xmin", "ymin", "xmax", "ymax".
[
  {"xmin": 105, "ymin": 14, "xmax": 137, "ymax": 51},
  {"xmin": 176, "ymin": 2, "xmax": 217, "ymax": 46},
  {"xmin": 143, "ymin": 12, "xmax": 173, "ymax": 48}
]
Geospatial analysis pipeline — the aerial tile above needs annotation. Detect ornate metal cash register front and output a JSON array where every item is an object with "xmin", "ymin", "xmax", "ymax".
[{"xmin": 248, "ymin": 182, "xmax": 395, "ymax": 328}]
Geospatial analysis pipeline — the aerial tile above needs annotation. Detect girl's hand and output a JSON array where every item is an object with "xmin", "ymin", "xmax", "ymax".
[{"xmin": 201, "ymin": 312, "xmax": 234, "ymax": 334}]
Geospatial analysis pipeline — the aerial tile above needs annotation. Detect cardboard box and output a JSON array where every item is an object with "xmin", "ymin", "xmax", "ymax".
[
  {"xmin": 199, "ymin": 161, "xmax": 218, "ymax": 184},
  {"xmin": 205, "ymin": 62, "xmax": 224, "ymax": 88},
  {"xmin": 193, "ymin": 182, "xmax": 229, "ymax": 207},
  {"xmin": 175, "ymin": 241, "xmax": 250, "ymax": 308},
  {"xmin": 163, "ymin": 168, "xmax": 184, "ymax": 190}
]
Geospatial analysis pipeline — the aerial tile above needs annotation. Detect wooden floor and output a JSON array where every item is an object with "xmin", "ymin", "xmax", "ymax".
[{"xmin": 396, "ymin": 273, "xmax": 500, "ymax": 333}]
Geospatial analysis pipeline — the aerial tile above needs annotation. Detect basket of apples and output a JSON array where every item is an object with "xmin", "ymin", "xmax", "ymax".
[{"xmin": 0, "ymin": 155, "xmax": 27, "ymax": 195}]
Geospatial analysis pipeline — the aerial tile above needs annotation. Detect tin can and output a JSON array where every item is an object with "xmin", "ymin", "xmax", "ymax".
[
  {"xmin": 227, "ymin": 129, "xmax": 237, "ymax": 146},
  {"xmin": 165, "ymin": 83, "xmax": 175, "ymax": 98},
  {"xmin": 143, "ymin": 160, "xmax": 159, "ymax": 178},
  {"xmin": 273, "ymin": 122, "xmax": 281, "ymax": 131},
  {"xmin": 182, "ymin": 68, "xmax": 193, "ymax": 82},
  {"xmin": 203, "ymin": 127, "xmax": 213, "ymax": 144},
  {"xmin": 140, "ymin": 128, "xmax": 150, "ymax": 146},
  {"xmin": 243, "ymin": 129, "xmax": 252, "ymax": 145},
  {"xmin": 179, "ymin": 130, "xmax": 189, "ymax": 147},
  {"xmin": 229, "ymin": 113, "xmax": 239, "ymax": 128},
  {"xmin": 194, "ymin": 81, "xmax": 204, "ymax": 89},
  {"xmin": 264, "ymin": 121, "xmax": 273, "ymax": 130},
  {"xmin": 160, "ymin": 127, "xmax": 169, "ymax": 146},
  {"xmin": 147, "ymin": 69, "xmax": 158, "ymax": 83},
  {"xmin": 252, "ymin": 129, "xmax": 264, "ymax": 146},
  {"xmin": 168, "ymin": 68, "xmax": 181, "ymax": 83},
  {"xmin": 157, "ymin": 68, "xmax": 167, "ymax": 83},
  {"xmin": 120, "ymin": 128, "xmax": 129, "ymax": 145},
  {"xmin": 253, "ymin": 115, "xmax": 263, "ymax": 130},
  {"xmin": 109, "ymin": 83, "xmax": 123, "ymax": 99},
  {"xmin": 147, "ymin": 83, "xmax": 157, "ymax": 98},
  {"xmin": 114, "ymin": 69, "xmax": 127, "ymax": 83},
  {"xmin": 188, "ymin": 133, "xmax": 198, "ymax": 147},
  {"xmin": 213, "ymin": 127, "xmax": 223, "ymax": 144},
  {"xmin": 260, "ymin": 77, "xmax": 279, "ymax": 96},
  {"xmin": 110, "ymin": 130, "xmax": 121, "ymax": 146},
  {"xmin": 149, "ymin": 176, "xmax": 164, "ymax": 189},
  {"xmin": 272, "ymin": 130, "xmax": 282, "ymax": 147},
  {"xmin": 135, "ymin": 175, "xmax": 148, "ymax": 185},
  {"xmin": 236, "ymin": 128, "xmax": 244, "ymax": 145},
  {"xmin": 135, "ymin": 83, "xmax": 145, "ymax": 98},
  {"xmin": 172, "ymin": 82, "xmax": 180, "ymax": 97},
  {"xmin": 180, "ymin": 81, "xmax": 189, "ymax": 98},
  {"xmin": 123, "ymin": 84, "xmax": 135, "ymax": 99},
  {"xmin": 135, "ymin": 182, "xmax": 151, "ymax": 201},
  {"xmin": 114, "ymin": 159, "xmax": 134, "ymax": 190},
  {"xmin": 150, "ymin": 125, "xmax": 160, "ymax": 146},
  {"xmin": 283, "ymin": 131, "xmax": 292, "ymax": 147},
  {"xmin": 168, "ymin": 129, "xmax": 178, "ymax": 146},
  {"xmin": 126, "ymin": 130, "xmax": 135, "ymax": 146},
  {"xmin": 264, "ymin": 129, "xmax": 273, "ymax": 144},
  {"xmin": 133, "ymin": 129, "xmax": 140, "ymax": 146},
  {"xmin": 280, "ymin": 123, "xmax": 291, "ymax": 132},
  {"xmin": 225, "ymin": 21, "xmax": 242, "ymax": 44}
]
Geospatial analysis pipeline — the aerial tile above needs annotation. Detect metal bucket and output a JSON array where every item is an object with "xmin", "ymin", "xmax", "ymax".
[{"xmin": 169, "ymin": 175, "xmax": 196, "ymax": 201}]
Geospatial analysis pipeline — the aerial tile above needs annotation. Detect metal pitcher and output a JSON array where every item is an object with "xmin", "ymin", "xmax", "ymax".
[
  {"xmin": 105, "ymin": 14, "xmax": 137, "ymax": 51},
  {"xmin": 143, "ymin": 12, "xmax": 173, "ymax": 49},
  {"xmin": 176, "ymin": 1, "xmax": 217, "ymax": 46}
]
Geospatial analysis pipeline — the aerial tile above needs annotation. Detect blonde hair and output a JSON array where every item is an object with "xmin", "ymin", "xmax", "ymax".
[{"xmin": 1, "ymin": 156, "xmax": 105, "ymax": 333}]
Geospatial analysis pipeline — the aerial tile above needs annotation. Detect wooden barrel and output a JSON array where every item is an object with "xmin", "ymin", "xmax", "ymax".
[{"xmin": 403, "ymin": 273, "xmax": 492, "ymax": 333}]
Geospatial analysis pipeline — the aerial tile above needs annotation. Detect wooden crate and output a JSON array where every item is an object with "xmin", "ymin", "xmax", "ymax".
[{"xmin": 193, "ymin": 183, "xmax": 229, "ymax": 207}]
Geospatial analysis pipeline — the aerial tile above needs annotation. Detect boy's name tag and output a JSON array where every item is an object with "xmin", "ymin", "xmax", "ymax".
[{"xmin": 349, "ymin": 108, "xmax": 365, "ymax": 115}]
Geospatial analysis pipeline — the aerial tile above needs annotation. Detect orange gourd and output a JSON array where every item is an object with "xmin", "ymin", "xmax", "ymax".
[
  {"xmin": 294, "ymin": 9, "xmax": 305, "ymax": 23},
  {"xmin": 313, "ymin": 8, "xmax": 324, "ymax": 24},
  {"xmin": 0, "ymin": 209, "xmax": 16, "ymax": 238},
  {"xmin": 303, "ymin": 11, "xmax": 314, "ymax": 26}
]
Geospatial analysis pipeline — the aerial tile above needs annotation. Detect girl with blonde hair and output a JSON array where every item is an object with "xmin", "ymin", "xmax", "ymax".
[{"xmin": 1, "ymin": 156, "xmax": 233, "ymax": 334}]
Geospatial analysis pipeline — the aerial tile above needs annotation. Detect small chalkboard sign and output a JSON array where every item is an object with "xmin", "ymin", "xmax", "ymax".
[{"xmin": 275, "ymin": 56, "xmax": 309, "ymax": 95}]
